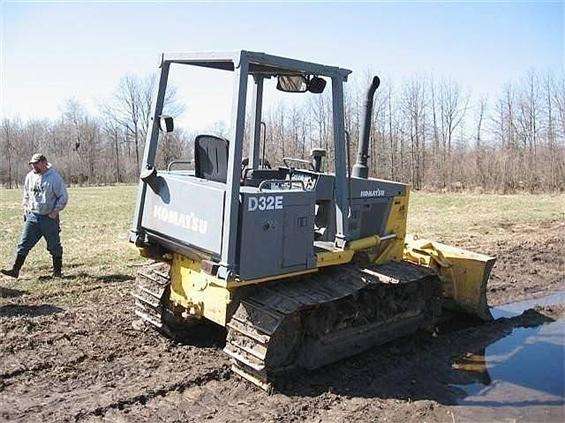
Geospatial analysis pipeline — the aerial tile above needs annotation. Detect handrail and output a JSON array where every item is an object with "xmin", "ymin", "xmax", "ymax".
[
  {"xmin": 167, "ymin": 160, "xmax": 192, "ymax": 171},
  {"xmin": 258, "ymin": 179, "xmax": 306, "ymax": 192},
  {"xmin": 282, "ymin": 157, "xmax": 314, "ymax": 171}
]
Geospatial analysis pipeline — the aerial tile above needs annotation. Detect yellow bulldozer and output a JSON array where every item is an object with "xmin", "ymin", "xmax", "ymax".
[{"xmin": 130, "ymin": 51, "xmax": 495, "ymax": 390}]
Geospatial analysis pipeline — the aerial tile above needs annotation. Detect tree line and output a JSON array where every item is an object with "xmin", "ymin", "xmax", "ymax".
[{"xmin": 1, "ymin": 69, "xmax": 563, "ymax": 193}]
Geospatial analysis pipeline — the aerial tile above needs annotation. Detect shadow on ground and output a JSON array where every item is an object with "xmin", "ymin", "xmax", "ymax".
[
  {"xmin": 0, "ymin": 303, "xmax": 65, "ymax": 318},
  {"xmin": 158, "ymin": 320, "xmax": 227, "ymax": 349},
  {"xmin": 36, "ymin": 272, "xmax": 134, "ymax": 283},
  {"xmin": 0, "ymin": 287, "xmax": 28, "ymax": 298},
  {"xmin": 96, "ymin": 274, "xmax": 134, "ymax": 283}
]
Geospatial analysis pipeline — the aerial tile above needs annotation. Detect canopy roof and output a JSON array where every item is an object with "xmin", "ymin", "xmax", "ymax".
[{"xmin": 161, "ymin": 50, "xmax": 352, "ymax": 79}]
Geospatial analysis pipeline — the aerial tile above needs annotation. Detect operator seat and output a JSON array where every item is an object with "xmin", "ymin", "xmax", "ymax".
[{"xmin": 194, "ymin": 134, "xmax": 229, "ymax": 183}]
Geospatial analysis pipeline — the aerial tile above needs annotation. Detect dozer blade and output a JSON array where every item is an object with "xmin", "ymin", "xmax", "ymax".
[{"xmin": 403, "ymin": 236, "xmax": 495, "ymax": 321}]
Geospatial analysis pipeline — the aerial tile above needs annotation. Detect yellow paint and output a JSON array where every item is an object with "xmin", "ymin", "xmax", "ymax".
[
  {"xmin": 347, "ymin": 235, "xmax": 382, "ymax": 251},
  {"xmin": 168, "ymin": 255, "xmax": 318, "ymax": 326},
  {"xmin": 137, "ymin": 247, "xmax": 151, "ymax": 258},
  {"xmin": 319, "ymin": 191, "xmax": 410, "ymax": 266},
  {"xmin": 224, "ymin": 268, "xmax": 318, "ymax": 288},
  {"xmin": 316, "ymin": 249, "xmax": 355, "ymax": 267},
  {"xmin": 403, "ymin": 236, "xmax": 495, "ymax": 321},
  {"xmin": 169, "ymin": 254, "xmax": 233, "ymax": 326},
  {"xmin": 378, "ymin": 190, "xmax": 410, "ymax": 264}
]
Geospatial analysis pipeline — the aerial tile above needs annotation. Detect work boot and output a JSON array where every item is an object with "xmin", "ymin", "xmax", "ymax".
[
  {"xmin": 52, "ymin": 256, "xmax": 63, "ymax": 278},
  {"xmin": 1, "ymin": 254, "xmax": 27, "ymax": 279}
]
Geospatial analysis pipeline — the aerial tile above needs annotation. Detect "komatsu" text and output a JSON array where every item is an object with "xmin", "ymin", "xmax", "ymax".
[
  {"xmin": 153, "ymin": 205, "xmax": 208, "ymax": 234},
  {"xmin": 360, "ymin": 189, "xmax": 385, "ymax": 197}
]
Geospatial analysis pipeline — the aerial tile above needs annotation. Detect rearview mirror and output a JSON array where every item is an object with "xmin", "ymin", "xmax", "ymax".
[
  {"xmin": 159, "ymin": 115, "xmax": 174, "ymax": 132},
  {"xmin": 277, "ymin": 75, "xmax": 308, "ymax": 93},
  {"xmin": 308, "ymin": 76, "xmax": 326, "ymax": 94}
]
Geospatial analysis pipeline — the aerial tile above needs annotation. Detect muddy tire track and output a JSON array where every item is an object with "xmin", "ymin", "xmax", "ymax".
[
  {"xmin": 1, "ymin": 278, "xmax": 134, "ymax": 304},
  {"xmin": 0, "ymin": 279, "xmax": 230, "ymax": 422},
  {"xmin": 74, "ymin": 365, "xmax": 231, "ymax": 422}
]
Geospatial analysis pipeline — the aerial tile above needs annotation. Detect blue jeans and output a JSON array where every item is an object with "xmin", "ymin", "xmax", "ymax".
[{"xmin": 16, "ymin": 212, "xmax": 63, "ymax": 258}]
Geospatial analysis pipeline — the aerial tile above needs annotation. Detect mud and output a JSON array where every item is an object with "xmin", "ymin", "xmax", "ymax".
[
  {"xmin": 459, "ymin": 220, "xmax": 564, "ymax": 306},
  {"xmin": 0, "ymin": 222, "xmax": 563, "ymax": 422}
]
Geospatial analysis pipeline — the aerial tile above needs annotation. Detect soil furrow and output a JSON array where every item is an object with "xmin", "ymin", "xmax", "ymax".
[
  {"xmin": 0, "ymin": 353, "xmax": 88, "ymax": 382},
  {"xmin": 73, "ymin": 365, "xmax": 231, "ymax": 421},
  {"xmin": 0, "ymin": 329, "xmax": 89, "ymax": 354}
]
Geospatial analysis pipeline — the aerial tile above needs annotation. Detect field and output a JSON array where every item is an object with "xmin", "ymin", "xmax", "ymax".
[{"xmin": 0, "ymin": 186, "xmax": 563, "ymax": 422}]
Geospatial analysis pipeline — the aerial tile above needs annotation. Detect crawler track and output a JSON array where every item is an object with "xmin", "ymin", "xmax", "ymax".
[
  {"xmin": 132, "ymin": 261, "xmax": 174, "ymax": 334},
  {"xmin": 133, "ymin": 260, "xmax": 442, "ymax": 391},
  {"xmin": 224, "ymin": 261, "xmax": 443, "ymax": 390}
]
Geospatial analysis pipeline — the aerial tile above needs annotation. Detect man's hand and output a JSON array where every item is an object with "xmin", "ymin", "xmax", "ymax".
[{"xmin": 48, "ymin": 210, "xmax": 59, "ymax": 220}]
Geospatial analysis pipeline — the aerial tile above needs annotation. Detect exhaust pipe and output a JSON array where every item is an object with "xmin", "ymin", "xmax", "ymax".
[{"xmin": 352, "ymin": 76, "xmax": 380, "ymax": 179}]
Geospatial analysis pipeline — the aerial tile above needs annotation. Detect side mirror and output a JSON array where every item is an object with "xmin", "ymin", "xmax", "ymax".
[
  {"xmin": 277, "ymin": 75, "xmax": 308, "ymax": 93},
  {"xmin": 159, "ymin": 115, "xmax": 174, "ymax": 133},
  {"xmin": 308, "ymin": 76, "xmax": 326, "ymax": 94}
]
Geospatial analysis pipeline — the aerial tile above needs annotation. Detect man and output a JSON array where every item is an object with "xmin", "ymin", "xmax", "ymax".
[{"xmin": 1, "ymin": 154, "xmax": 68, "ymax": 279}]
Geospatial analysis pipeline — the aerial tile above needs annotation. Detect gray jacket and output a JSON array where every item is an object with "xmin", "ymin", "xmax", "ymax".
[{"xmin": 23, "ymin": 167, "xmax": 68, "ymax": 215}]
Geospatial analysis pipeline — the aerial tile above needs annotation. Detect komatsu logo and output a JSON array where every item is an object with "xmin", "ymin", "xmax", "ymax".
[
  {"xmin": 360, "ymin": 189, "xmax": 385, "ymax": 198},
  {"xmin": 152, "ymin": 205, "xmax": 208, "ymax": 234}
]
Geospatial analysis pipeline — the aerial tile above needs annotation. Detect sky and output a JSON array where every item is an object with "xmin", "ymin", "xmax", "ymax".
[{"xmin": 0, "ymin": 0, "xmax": 563, "ymax": 131}]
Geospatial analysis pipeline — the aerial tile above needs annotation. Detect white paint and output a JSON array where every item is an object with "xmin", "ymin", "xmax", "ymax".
[
  {"xmin": 248, "ymin": 195, "xmax": 284, "ymax": 212},
  {"xmin": 152, "ymin": 205, "xmax": 208, "ymax": 234},
  {"xmin": 360, "ymin": 189, "xmax": 385, "ymax": 198}
]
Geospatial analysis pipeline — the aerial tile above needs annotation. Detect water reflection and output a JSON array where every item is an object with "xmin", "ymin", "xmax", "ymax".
[
  {"xmin": 452, "ymin": 350, "xmax": 492, "ymax": 386},
  {"xmin": 451, "ymin": 292, "xmax": 565, "ymax": 409},
  {"xmin": 453, "ymin": 320, "xmax": 564, "ymax": 403}
]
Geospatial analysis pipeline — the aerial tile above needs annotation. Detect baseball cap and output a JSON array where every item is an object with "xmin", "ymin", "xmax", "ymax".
[{"xmin": 29, "ymin": 153, "xmax": 47, "ymax": 164}]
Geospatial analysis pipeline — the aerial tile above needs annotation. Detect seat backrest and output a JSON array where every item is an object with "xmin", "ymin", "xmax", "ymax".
[{"xmin": 194, "ymin": 135, "xmax": 229, "ymax": 183}]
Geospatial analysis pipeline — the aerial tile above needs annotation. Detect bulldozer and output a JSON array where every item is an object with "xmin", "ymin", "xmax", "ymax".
[{"xmin": 130, "ymin": 50, "xmax": 495, "ymax": 391}]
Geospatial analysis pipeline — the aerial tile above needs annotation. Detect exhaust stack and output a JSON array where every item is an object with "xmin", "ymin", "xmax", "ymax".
[{"xmin": 352, "ymin": 76, "xmax": 380, "ymax": 179}]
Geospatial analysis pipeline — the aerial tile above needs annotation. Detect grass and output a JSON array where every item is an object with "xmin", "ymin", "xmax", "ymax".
[
  {"xmin": 1, "ymin": 185, "xmax": 563, "ymax": 291},
  {"xmin": 408, "ymin": 192, "xmax": 564, "ymax": 242}
]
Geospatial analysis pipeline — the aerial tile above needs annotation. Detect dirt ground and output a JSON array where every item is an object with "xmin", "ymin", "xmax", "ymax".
[
  {"xmin": 0, "ymin": 220, "xmax": 563, "ymax": 422},
  {"xmin": 459, "ymin": 220, "xmax": 565, "ymax": 306}
]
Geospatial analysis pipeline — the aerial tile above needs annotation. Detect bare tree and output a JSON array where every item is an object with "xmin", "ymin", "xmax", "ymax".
[
  {"xmin": 1, "ymin": 118, "xmax": 18, "ymax": 188},
  {"xmin": 101, "ymin": 117, "xmax": 123, "ymax": 183},
  {"xmin": 1, "ymin": 69, "xmax": 563, "ymax": 192},
  {"xmin": 400, "ymin": 78, "xmax": 427, "ymax": 189},
  {"xmin": 475, "ymin": 96, "xmax": 487, "ymax": 188},
  {"xmin": 438, "ymin": 79, "xmax": 468, "ymax": 187},
  {"xmin": 102, "ymin": 74, "xmax": 182, "ymax": 171}
]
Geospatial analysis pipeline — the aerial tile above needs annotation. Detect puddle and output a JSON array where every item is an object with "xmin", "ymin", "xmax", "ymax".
[{"xmin": 450, "ymin": 292, "xmax": 565, "ymax": 420}]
